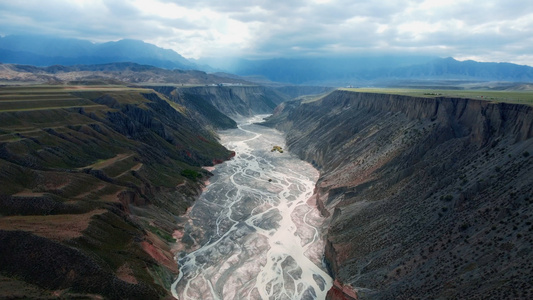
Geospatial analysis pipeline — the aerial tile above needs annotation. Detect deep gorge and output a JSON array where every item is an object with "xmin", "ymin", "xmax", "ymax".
[
  {"xmin": 1, "ymin": 85, "xmax": 532, "ymax": 299},
  {"xmin": 265, "ymin": 90, "xmax": 533, "ymax": 299}
]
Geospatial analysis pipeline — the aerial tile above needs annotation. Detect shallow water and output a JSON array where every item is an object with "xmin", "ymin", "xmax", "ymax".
[{"xmin": 172, "ymin": 115, "xmax": 332, "ymax": 300}]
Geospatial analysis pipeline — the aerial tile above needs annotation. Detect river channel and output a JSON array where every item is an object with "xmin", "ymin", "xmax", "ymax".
[{"xmin": 171, "ymin": 115, "xmax": 332, "ymax": 300}]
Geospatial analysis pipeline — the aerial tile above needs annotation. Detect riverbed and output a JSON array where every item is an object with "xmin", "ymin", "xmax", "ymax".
[{"xmin": 172, "ymin": 115, "xmax": 332, "ymax": 300}]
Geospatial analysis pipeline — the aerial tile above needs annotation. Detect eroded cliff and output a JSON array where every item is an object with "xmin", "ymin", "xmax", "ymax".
[
  {"xmin": 154, "ymin": 85, "xmax": 288, "ymax": 120},
  {"xmin": 266, "ymin": 90, "xmax": 533, "ymax": 299}
]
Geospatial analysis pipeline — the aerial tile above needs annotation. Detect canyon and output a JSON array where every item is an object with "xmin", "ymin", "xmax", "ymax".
[
  {"xmin": 1, "ymin": 77, "xmax": 532, "ymax": 299},
  {"xmin": 0, "ymin": 84, "xmax": 289, "ymax": 299},
  {"xmin": 264, "ymin": 90, "xmax": 533, "ymax": 299}
]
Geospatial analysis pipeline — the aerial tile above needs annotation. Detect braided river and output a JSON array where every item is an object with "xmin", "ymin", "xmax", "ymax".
[{"xmin": 171, "ymin": 115, "xmax": 332, "ymax": 300}]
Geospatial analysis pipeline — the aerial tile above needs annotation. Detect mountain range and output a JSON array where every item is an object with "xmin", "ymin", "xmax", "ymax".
[
  {"xmin": 2, "ymin": 34, "xmax": 533, "ymax": 86},
  {"xmin": 0, "ymin": 35, "xmax": 196, "ymax": 70},
  {"xmin": 201, "ymin": 56, "xmax": 533, "ymax": 85}
]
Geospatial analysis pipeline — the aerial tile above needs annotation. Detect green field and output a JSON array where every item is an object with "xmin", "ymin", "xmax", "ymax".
[{"xmin": 341, "ymin": 88, "xmax": 533, "ymax": 105}]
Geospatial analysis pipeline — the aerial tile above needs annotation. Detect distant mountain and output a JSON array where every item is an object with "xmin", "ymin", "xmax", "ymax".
[
  {"xmin": 389, "ymin": 57, "xmax": 533, "ymax": 82},
  {"xmin": 0, "ymin": 35, "xmax": 197, "ymax": 70},
  {"xmin": 199, "ymin": 55, "xmax": 438, "ymax": 84},
  {"xmin": 200, "ymin": 56, "xmax": 533, "ymax": 85},
  {"xmin": 3, "ymin": 34, "xmax": 533, "ymax": 86}
]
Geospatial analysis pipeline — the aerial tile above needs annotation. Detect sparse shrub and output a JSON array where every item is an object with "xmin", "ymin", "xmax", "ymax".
[
  {"xmin": 459, "ymin": 223, "xmax": 471, "ymax": 231},
  {"xmin": 440, "ymin": 194, "xmax": 453, "ymax": 201},
  {"xmin": 523, "ymin": 151, "xmax": 530, "ymax": 157},
  {"xmin": 181, "ymin": 169, "xmax": 202, "ymax": 180},
  {"xmin": 271, "ymin": 145, "xmax": 284, "ymax": 153}
]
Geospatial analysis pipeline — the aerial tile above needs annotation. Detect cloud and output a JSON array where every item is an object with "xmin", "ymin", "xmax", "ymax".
[{"xmin": 0, "ymin": 0, "xmax": 532, "ymax": 65}]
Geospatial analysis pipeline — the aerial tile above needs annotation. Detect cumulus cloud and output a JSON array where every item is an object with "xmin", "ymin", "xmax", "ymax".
[{"xmin": 0, "ymin": 0, "xmax": 532, "ymax": 65}]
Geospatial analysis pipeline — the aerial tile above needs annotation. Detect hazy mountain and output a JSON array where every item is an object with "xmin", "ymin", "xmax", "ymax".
[
  {"xmin": 200, "ymin": 56, "xmax": 533, "ymax": 85},
  {"xmin": 3, "ymin": 35, "xmax": 533, "ymax": 86},
  {"xmin": 389, "ymin": 57, "xmax": 533, "ymax": 82},
  {"xmin": 199, "ymin": 55, "xmax": 437, "ymax": 84},
  {"xmin": 0, "ymin": 35, "xmax": 196, "ymax": 70},
  {"xmin": 0, "ymin": 35, "xmax": 93, "ymax": 57},
  {"xmin": 265, "ymin": 89, "xmax": 533, "ymax": 299}
]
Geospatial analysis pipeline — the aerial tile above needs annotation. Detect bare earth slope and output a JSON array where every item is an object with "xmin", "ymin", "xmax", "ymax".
[{"xmin": 265, "ymin": 90, "xmax": 533, "ymax": 299}]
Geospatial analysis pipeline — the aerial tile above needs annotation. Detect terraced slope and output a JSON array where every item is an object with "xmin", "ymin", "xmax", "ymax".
[{"xmin": 0, "ymin": 85, "xmax": 234, "ymax": 299}]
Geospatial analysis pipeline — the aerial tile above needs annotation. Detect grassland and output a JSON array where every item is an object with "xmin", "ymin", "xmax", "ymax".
[{"xmin": 341, "ymin": 87, "xmax": 533, "ymax": 105}]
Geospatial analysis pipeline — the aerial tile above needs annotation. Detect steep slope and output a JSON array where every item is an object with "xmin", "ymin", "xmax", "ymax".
[
  {"xmin": 265, "ymin": 90, "xmax": 533, "ymax": 299},
  {"xmin": 154, "ymin": 85, "xmax": 288, "ymax": 118},
  {"xmin": 0, "ymin": 85, "xmax": 233, "ymax": 299}
]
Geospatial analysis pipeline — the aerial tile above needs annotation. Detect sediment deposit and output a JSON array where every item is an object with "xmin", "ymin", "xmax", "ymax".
[{"xmin": 172, "ymin": 116, "xmax": 332, "ymax": 299}]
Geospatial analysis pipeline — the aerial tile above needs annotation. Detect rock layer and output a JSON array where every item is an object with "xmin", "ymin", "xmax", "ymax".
[
  {"xmin": 155, "ymin": 85, "xmax": 288, "ymax": 119},
  {"xmin": 266, "ymin": 90, "xmax": 533, "ymax": 299}
]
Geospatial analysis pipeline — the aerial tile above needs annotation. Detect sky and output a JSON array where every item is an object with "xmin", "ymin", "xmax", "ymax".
[{"xmin": 0, "ymin": 0, "xmax": 532, "ymax": 66}]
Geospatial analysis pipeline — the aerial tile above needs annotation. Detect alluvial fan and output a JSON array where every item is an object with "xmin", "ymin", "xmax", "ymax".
[{"xmin": 172, "ymin": 115, "xmax": 332, "ymax": 300}]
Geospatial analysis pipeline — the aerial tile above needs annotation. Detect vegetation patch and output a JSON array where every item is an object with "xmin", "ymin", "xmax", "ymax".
[
  {"xmin": 180, "ymin": 169, "xmax": 203, "ymax": 181},
  {"xmin": 271, "ymin": 145, "xmax": 284, "ymax": 153},
  {"xmin": 147, "ymin": 224, "xmax": 176, "ymax": 243}
]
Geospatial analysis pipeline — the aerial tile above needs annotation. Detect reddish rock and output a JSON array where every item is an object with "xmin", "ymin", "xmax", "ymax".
[
  {"xmin": 141, "ymin": 240, "xmax": 179, "ymax": 273},
  {"xmin": 118, "ymin": 190, "xmax": 148, "ymax": 210},
  {"xmin": 213, "ymin": 151, "xmax": 236, "ymax": 165},
  {"xmin": 326, "ymin": 279, "xmax": 358, "ymax": 300}
]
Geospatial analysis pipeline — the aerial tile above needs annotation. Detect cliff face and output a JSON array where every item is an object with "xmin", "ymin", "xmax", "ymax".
[
  {"xmin": 155, "ymin": 85, "xmax": 288, "ymax": 119},
  {"xmin": 267, "ymin": 90, "xmax": 533, "ymax": 299}
]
